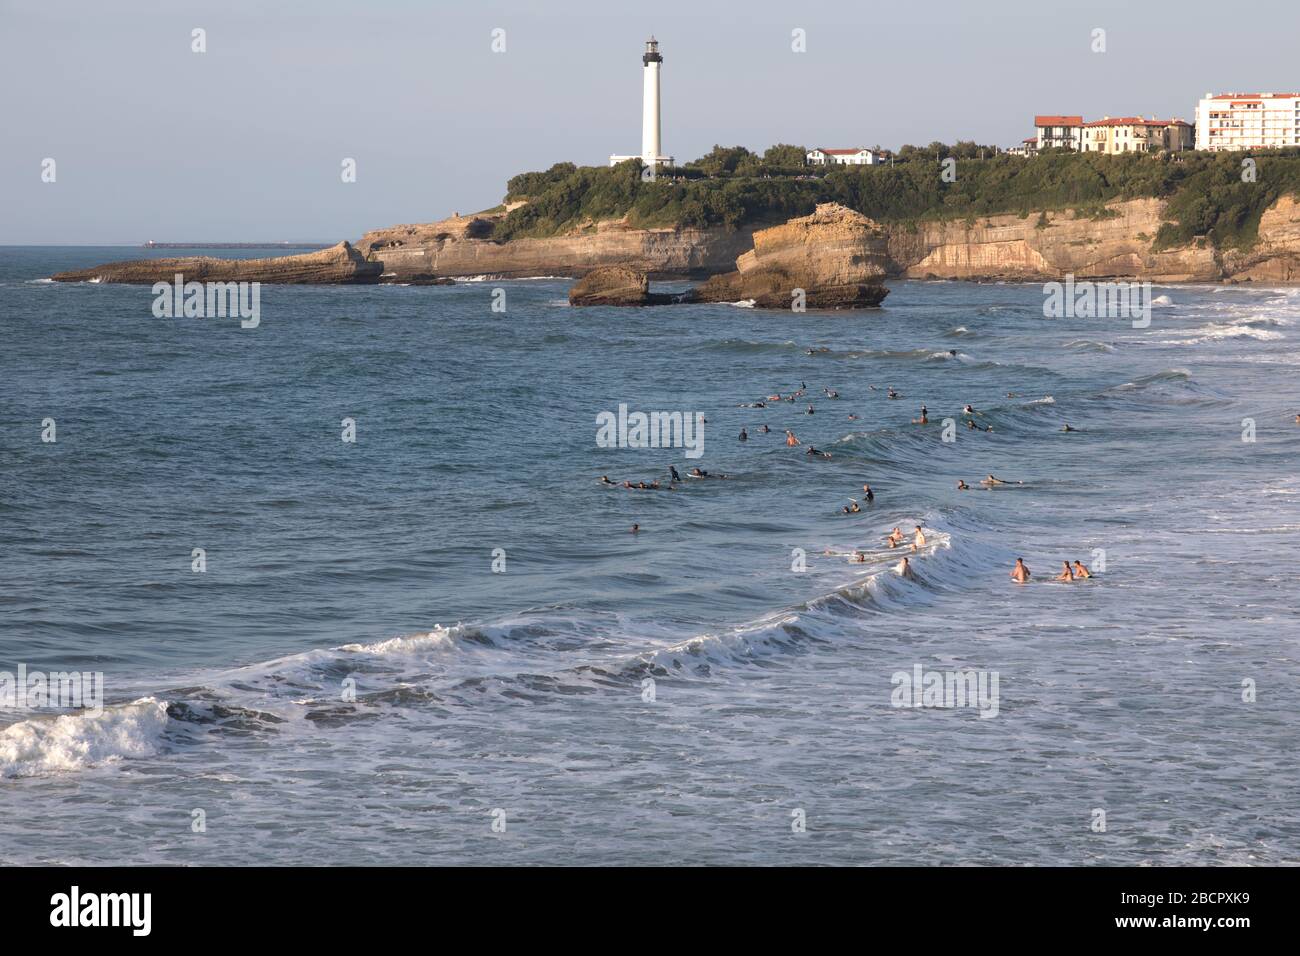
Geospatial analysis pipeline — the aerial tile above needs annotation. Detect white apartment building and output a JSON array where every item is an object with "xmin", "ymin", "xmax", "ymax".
[
  {"xmin": 806, "ymin": 148, "xmax": 889, "ymax": 166},
  {"xmin": 1195, "ymin": 92, "xmax": 1300, "ymax": 151}
]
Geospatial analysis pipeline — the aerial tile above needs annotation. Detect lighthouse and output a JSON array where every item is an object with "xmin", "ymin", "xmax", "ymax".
[{"xmin": 610, "ymin": 37, "xmax": 674, "ymax": 169}]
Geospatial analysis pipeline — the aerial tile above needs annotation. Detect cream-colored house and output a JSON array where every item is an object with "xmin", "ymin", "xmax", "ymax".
[{"xmin": 1081, "ymin": 117, "xmax": 1194, "ymax": 154}]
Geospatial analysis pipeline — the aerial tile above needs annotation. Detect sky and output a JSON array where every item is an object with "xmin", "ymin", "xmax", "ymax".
[{"xmin": 2, "ymin": 0, "xmax": 1298, "ymax": 244}]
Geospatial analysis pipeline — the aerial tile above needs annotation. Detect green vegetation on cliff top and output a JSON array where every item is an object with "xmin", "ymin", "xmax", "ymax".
[{"xmin": 495, "ymin": 144, "xmax": 1300, "ymax": 252}]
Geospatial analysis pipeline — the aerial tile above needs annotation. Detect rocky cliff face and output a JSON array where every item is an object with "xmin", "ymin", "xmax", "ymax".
[
  {"xmin": 52, "ymin": 241, "xmax": 382, "ymax": 284},
  {"xmin": 363, "ymin": 217, "xmax": 757, "ymax": 280},
  {"xmin": 52, "ymin": 194, "xmax": 1300, "ymax": 287},
  {"xmin": 695, "ymin": 204, "xmax": 889, "ymax": 307},
  {"xmin": 362, "ymin": 196, "xmax": 1300, "ymax": 285},
  {"xmin": 886, "ymin": 198, "xmax": 1221, "ymax": 282}
]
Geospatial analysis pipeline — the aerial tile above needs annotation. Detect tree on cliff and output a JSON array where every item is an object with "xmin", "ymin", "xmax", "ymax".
[
  {"xmin": 762, "ymin": 144, "xmax": 808, "ymax": 168},
  {"xmin": 685, "ymin": 145, "xmax": 758, "ymax": 177}
]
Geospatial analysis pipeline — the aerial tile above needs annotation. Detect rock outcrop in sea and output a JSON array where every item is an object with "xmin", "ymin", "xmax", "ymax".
[
  {"xmin": 51, "ymin": 241, "xmax": 382, "ymax": 285},
  {"xmin": 693, "ymin": 203, "xmax": 889, "ymax": 307},
  {"xmin": 569, "ymin": 204, "xmax": 890, "ymax": 309}
]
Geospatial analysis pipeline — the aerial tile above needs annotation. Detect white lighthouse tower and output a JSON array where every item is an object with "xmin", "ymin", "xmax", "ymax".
[{"xmin": 610, "ymin": 37, "xmax": 674, "ymax": 169}]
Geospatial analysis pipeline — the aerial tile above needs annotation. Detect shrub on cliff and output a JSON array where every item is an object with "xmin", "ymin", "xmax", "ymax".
[{"xmin": 493, "ymin": 147, "xmax": 1300, "ymax": 250}]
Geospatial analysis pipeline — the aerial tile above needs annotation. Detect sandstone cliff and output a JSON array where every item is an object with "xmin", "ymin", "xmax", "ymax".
[
  {"xmin": 52, "ymin": 193, "xmax": 1300, "ymax": 288},
  {"xmin": 362, "ymin": 215, "xmax": 757, "ymax": 281},
  {"xmin": 695, "ymin": 204, "xmax": 889, "ymax": 308},
  {"xmin": 52, "ymin": 241, "xmax": 382, "ymax": 285},
  {"xmin": 571, "ymin": 204, "xmax": 889, "ymax": 309}
]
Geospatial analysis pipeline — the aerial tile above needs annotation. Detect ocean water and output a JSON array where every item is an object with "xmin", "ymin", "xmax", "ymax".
[{"xmin": 1, "ymin": 246, "xmax": 1297, "ymax": 865}]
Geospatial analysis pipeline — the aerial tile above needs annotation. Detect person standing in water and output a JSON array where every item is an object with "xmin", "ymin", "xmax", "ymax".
[
  {"xmin": 1010, "ymin": 558, "xmax": 1030, "ymax": 584},
  {"xmin": 785, "ymin": 430, "xmax": 800, "ymax": 446},
  {"xmin": 739, "ymin": 427, "xmax": 748, "ymax": 441},
  {"xmin": 862, "ymin": 484, "xmax": 874, "ymax": 502},
  {"xmin": 896, "ymin": 556, "xmax": 915, "ymax": 579}
]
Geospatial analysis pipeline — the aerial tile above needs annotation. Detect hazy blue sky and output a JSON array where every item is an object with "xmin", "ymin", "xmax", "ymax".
[{"xmin": 3, "ymin": 0, "xmax": 1297, "ymax": 243}]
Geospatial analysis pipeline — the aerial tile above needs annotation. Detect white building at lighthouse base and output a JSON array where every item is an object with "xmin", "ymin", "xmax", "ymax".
[{"xmin": 609, "ymin": 154, "xmax": 675, "ymax": 168}]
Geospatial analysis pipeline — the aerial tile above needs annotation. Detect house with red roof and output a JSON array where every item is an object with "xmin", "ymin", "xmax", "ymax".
[
  {"xmin": 1034, "ymin": 116, "xmax": 1084, "ymax": 151},
  {"xmin": 1081, "ymin": 117, "xmax": 1194, "ymax": 154},
  {"xmin": 805, "ymin": 147, "xmax": 890, "ymax": 167}
]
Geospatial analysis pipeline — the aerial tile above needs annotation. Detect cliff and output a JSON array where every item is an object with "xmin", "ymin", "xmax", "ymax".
[
  {"xmin": 52, "ymin": 241, "xmax": 382, "ymax": 285},
  {"xmin": 52, "ymin": 195, "xmax": 1300, "ymax": 288},
  {"xmin": 694, "ymin": 204, "xmax": 889, "ymax": 307},
  {"xmin": 359, "ymin": 212, "xmax": 756, "ymax": 280},
  {"xmin": 571, "ymin": 204, "xmax": 889, "ymax": 309}
]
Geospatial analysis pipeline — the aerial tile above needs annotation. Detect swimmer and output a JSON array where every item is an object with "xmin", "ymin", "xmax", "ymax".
[
  {"xmin": 631, "ymin": 523, "xmax": 640, "ymax": 534},
  {"xmin": 913, "ymin": 410, "xmax": 929, "ymax": 425},
  {"xmin": 689, "ymin": 467, "xmax": 708, "ymax": 478},
  {"xmin": 600, "ymin": 475, "xmax": 614, "ymax": 485},
  {"xmin": 862, "ymin": 484, "xmax": 874, "ymax": 502},
  {"xmin": 1010, "ymin": 558, "xmax": 1030, "ymax": 584},
  {"xmin": 896, "ymin": 556, "xmax": 915, "ymax": 578},
  {"xmin": 887, "ymin": 387, "xmax": 900, "ymax": 400},
  {"xmin": 825, "ymin": 388, "xmax": 839, "ymax": 399},
  {"xmin": 805, "ymin": 447, "xmax": 832, "ymax": 459},
  {"xmin": 847, "ymin": 413, "xmax": 858, "ymax": 421},
  {"xmin": 966, "ymin": 419, "xmax": 979, "ymax": 430},
  {"xmin": 758, "ymin": 424, "xmax": 770, "ymax": 434},
  {"xmin": 806, "ymin": 404, "xmax": 815, "ymax": 415},
  {"xmin": 847, "ymin": 499, "xmax": 861, "ymax": 513},
  {"xmin": 887, "ymin": 527, "xmax": 905, "ymax": 546},
  {"xmin": 956, "ymin": 480, "xmax": 969, "ymax": 490},
  {"xmin": 1055, "ymin": 561, "xmax": 1074, "ymax": 582},
  {"xmin": 621, "ymin": 480, "xmax": 633, "ymax": 489},
  {"xmin": 1072, "ymin": 560, "xmax": 1092, "ymax": 580},
  {"xmin": 739, "ymin": 427, "xmax": 748, "ymax": 441},
  {"xmin": 851, "ymin": 550, "xmax": 868, "ymax": 563},
  {"xmin": 785, "ymin": 430, "xmax": 801, "ymax": 446},
  {"xmin": 981, "ymin": 474, "xmax": 1015, "ymax": 486},
  {"xmin": 1061, "ymin": 424, "xmax": 1076, "ymax": 432},
  {"xmin": 963, "ymin": 404, "xmax": 975, "ymax": 416},
  {"xmin": 913, "ymin": 526, "xmax": 926, "ymax": 548}
]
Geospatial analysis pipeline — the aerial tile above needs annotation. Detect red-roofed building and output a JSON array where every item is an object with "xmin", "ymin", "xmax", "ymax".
[
  {"xmin": 1034, "ymin": 116, "xmax": 1083, "ymax": 151},
  {"xmin": 1082, "ymin": 116, "xmax": 1194, "ymax": 154},
  {"xmin": 806, "ymin": 147, "xmax": 890, "ymax": 166},
  {"xmin": 1195, "ymin": 93, "xmax": 1300, "ymax": 150}
]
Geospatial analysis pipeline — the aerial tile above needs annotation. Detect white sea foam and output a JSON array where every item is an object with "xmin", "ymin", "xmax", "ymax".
[{"xmin": 0, "ymin": 697, "xmax": 170, "ymax": 778}]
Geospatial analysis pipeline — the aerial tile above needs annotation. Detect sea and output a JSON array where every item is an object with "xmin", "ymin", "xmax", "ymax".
[{"xmin": 1, "ymin": 245, "xmax": 1297, "ymax": 865}]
